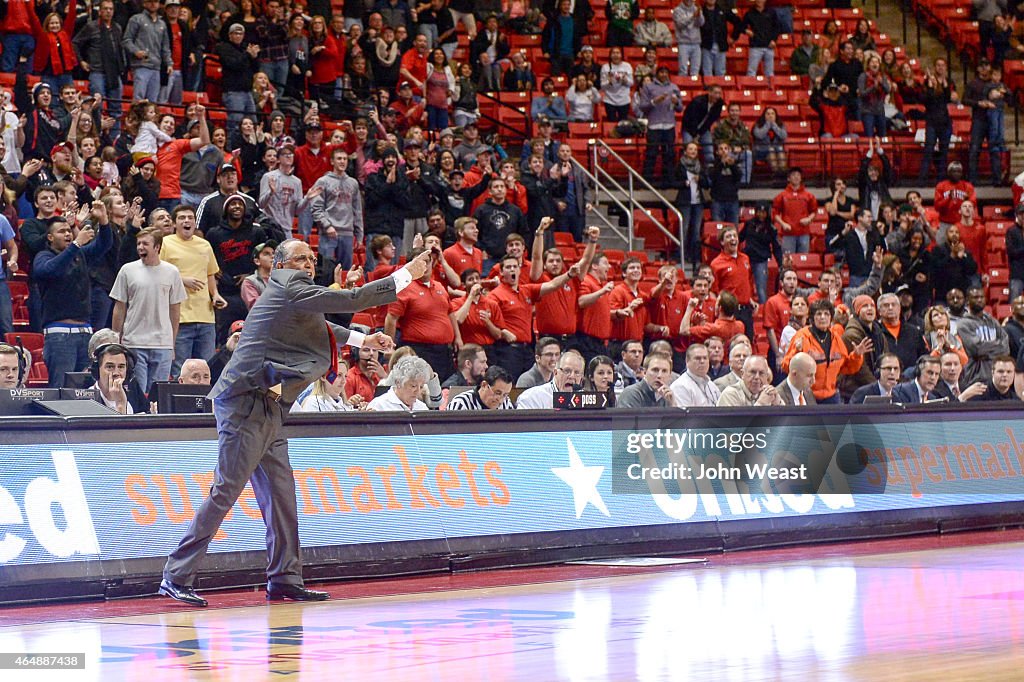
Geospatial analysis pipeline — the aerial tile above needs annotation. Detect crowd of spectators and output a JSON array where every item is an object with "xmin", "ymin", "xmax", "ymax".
[{"xmin": 0, "ymin": 0, "xmax": 1022, "ymax": 413}]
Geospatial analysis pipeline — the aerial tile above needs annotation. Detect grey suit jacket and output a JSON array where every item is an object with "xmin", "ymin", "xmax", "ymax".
[
  {"xmin": 211, "ymin": 269, "xmax": 398, "ymax": 403},
  {"xmin": 776, "ymin": 380, "xmax": 817, "ymax": 406}
]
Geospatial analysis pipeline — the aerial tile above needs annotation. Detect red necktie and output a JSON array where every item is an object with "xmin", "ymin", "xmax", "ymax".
[{"xmin": 325, "ymin": 323, "xmax": 338, "ymax": 383}]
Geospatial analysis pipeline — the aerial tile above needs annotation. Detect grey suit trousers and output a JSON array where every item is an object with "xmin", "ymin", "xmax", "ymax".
[{"xmin": 163, "ymin": 390, "xmax": 302, "ymax": 587}]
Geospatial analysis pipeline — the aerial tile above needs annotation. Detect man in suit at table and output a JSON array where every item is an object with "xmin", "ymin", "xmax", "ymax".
[
  {"xmin": 850, "ymin": 353, "xmax": 902, "ymax": 404},
  {"xmin": 160, "ymin": 239, "xmax": 431, "ymax": 607},
  {"xmin": 777, "ymin": 351, "xmax": 817, "ymax": 406},
  {"xmin": 891, "ymin": 355, "xmax": 944, "ymax": 404}
]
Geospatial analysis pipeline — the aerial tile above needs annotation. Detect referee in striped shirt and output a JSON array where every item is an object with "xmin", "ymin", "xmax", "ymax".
[{"xmin": 447, "ymin": 366, "xmax": 516, "ymax": 410}]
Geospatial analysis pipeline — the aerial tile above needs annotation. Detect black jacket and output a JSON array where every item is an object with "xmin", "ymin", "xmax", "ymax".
[
  {"xmin": 842, "ymin": 227, "xmax": 885, "ymax": 278},
  {"xmin": 72, "ymin": 19, "xmax": 126, "ymax": 83},
  {"xmin": 206, "ymin": 218, "xmax": 268, "ymax": 295},
  {"xmin": 931, "ymin": 245, "xmax": 978, "ymax": 302},
  {"xmin": 879, "ymin": 319, "xmax": 927, "ymax": 373},
  {"xmin": 682, "ymin": 94, "xmax": 724, "ymax": 137},
  {"xmin": 1006, "ymin": 225, "xmax": 1024, "ymax": 284},
  {"xmin": 215, "ymin": 40, "xmax": 259, "ymax": 94},
  {"xmin": 473, "ymin": 200, "xmax": 527, "ymax": 259},
  {"xmin": 739, "ymin": 218, "xmax": 783, "ymax": 265},
  {"xmin": 707, "ymin": 158, "xmax": 741, "ymax": 203},
  {"xmin": 364, "ymin": 168, "xmax": 408, "ymax": 239},
  {"xmin": 701, "ymin": 6, "xmax": 740, "ymax": 51}
]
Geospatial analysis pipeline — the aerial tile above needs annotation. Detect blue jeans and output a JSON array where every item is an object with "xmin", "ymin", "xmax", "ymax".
[
  {"xmin": 88, "ymin": 72, "xmax": 124, "ymax": 136},
  {"xmin": 860, "ymin": 112, "xmax": 887, "ymax": 138},
  {"xmin": 848, "ymin": 274, "xmax": 867, "ymax": 288},
  {"xmin": 678, "ymin": 203, "xmax": 703, "ymax": 266},
  {"xmin": 173, "ymin": 322, "xmax": 216, "ymax": 377},
  {"xmin": 297, "ymin": 205, "xmax": 313, "ymax": 239},
  {"xmin": 260, "ymin": 59, "xmax": 289, "ymax": 93},
  {"xmin": 161, "ymin": 69, "xmax": 183, "ymax": 105},
  {"xmin": 678, "ymin": 43, "xmax": 701, "ymax": 76},
  {"xmin": 132, "ymin": 347, "xmax": 173, "ymax": 395},
  {"xmin": 711, "ymin": 201, "xmax": 739, "ymax": 224},
  {"xmin": 736, "ymin": 149, "xmax": 753, "ymax": 184},
  {"xmin": 181, "ymin": 190, "xmax": 206, "ymax": 208},
  {"xmin": 43, "ymin": 73, "xmax": 73, "ymax": 93},
  {"xmin": 773, "ymin": 7, "xmax": 794, "ymax": 34},
  {"xmin": 132, "ymin": 67, "xmax": 162, "ymax": 101},
  {"xmin": 747, "ymin": 47, "xmax": 775, "ymax": 77},
  {"xmin": 426, "ymin": 104, "xmax": 449, "ymax": 130},
  {"xmin": 643, "ymin": 127, "xmax": 676, "ymax": 183},
  {"xmin": 223, "ymin": 90, "xmax": 257, "ymax": 141},
  {"xmin": 968, "ymin": 114, "xmax": 1004, "ymax": 184},
  {"xmin": 682, "ymin": 130, "xmax": 714, "ymax": 164},
  {"xmin": 752, "ymin": 260, "xmax": 768, "ymax": 306},
  {"xmin": 418, "ymin": 23, "xmax": 439, "ymax": 49},
  {"xmin": 0, "ymin": 281, "xmax": 12, "ymax": 338},
  {"xmin": 987, "ymin": 108, "xmax": 1005, "ymax": 152},
  {"xmin": 782, "ymin": 234, "xmax": 810, "ymax": 254},
  {"xmin": 320, "ymin": 233, "xmax": 354, "ymax": 269},
  {"xmin": 919, "ymin": 123, "xmax": 951, "ymax": 183},
  {"xmin": 43, "ymin": 331, "xmax": 92, "ymax": 388},
  {"xmin": 90, "ymin": 286, "xmax": 113, "ymax": 330},
  {"xmin": 701, "ymin": 46, "xmax": 727, "ymax": 76},
  {"xmin": 0, "ymin": 33, "xmax": 34, "ymax": 73},
  {"xmin": 1011, "ymin": 278, "xmax": 1024, "ymax": 303}
]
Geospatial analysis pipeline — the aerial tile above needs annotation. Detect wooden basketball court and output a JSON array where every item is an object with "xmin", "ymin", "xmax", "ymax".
[{"xmin": 4, "ymin": 529, "xmax": 1024, "ymax": 680}]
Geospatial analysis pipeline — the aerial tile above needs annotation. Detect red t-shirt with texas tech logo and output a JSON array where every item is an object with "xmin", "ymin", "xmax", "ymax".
[
  {"xmin": 490, "ymin": 282, "xmax": 544, "ymax": 342},
  {"xmin": 534, "ymin": 272, "xmax": 579, "ymax": 336}
]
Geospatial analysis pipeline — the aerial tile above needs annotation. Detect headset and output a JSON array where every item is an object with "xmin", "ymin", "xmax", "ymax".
[
  {"xmin": 90, "ymin": 343, "xmax": 137, "ymax": 382},
  {"xmin": 912, "ymin": 354, "xmax": 937, "ymax": 380},
  {"xmin": 0, "ymin": 342, "xmax": 26, "ymax": 387}
]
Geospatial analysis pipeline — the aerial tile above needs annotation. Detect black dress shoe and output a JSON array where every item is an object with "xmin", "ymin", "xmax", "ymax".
[
  {"xmin": 266, "ymin": 583, "xmax": 330, "ymax": 602},
  {"xmin": 159, "ymin": 579, "xmax": 208, "ymax": 607}
]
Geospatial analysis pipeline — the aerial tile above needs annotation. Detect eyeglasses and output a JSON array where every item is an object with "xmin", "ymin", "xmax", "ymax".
[{"xmin": 557, "ymin": 367, "xmax": 583, "ymax": 377}]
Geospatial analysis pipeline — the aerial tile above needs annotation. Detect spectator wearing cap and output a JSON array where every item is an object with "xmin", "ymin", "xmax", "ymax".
[
  {"xmin": 530, "ymin": 79, "xmax": 568, "ymax": 124},
  {"xmin": 569, "ymin": 44, "xmax": 602, "ymax": 85},
  {"xmin": 161, "ymin": 205, "xmax": 226, "ymax": 377},
  {"xmin": 21, "ymin": 84, "xmax": 65, "ymax": 162},
  {"xmin": 216, "ymin": 22, "xmax": 261, "ymax": 141},
  {"xmin": 453, "ymin": 121, "xmax": 487, "ymax": 167},
  {"xmin": 196, "ymin": 163, "xmax": 259, "ymax": 235},
  {"xmin": 241, "ymin": 239, "xmax": 276, "ymax": 309},
  {"xmin": 208, "ymin": 319, "xmax": 244, "ymax": 383},
  {"xmin": 310, "ymin": 148, "xmax": 362, "ymax": 269},
  {"xmin": 399, "ymin": 138, "xmax": 439, "ymax": 247},
  {"xmin": 160, "ymin": 0, "xmax": 190, "ymax": 105},
  {"xmin": 838, "ymin": 293, "xmax": 886, "ymax": 400},
  {"xmin": 110, "ymin": 226, "xmax": 188, "ymax": 393},
  {"xmin": 364, "ymin": 147, "xmax": 409, "ymax": 271},
  {"xmin": 123, "ymin": 0, "xmax": 172, "ymax": 102},
  {"xmin": 639, "ymin": 66, "xmax": 683, "ymax": 188},
  {"xmin": 390, "ymin": 82, "xmax": 427, "ymax": 133},
  {"xmin": 206, "ymin": 193, "xmax": 269, "ymax": 342},
  {"xmin": 472, "ymin": 13, "xmax": 511, "ymax": 85},
  {"xmin": 72, "ymin": 0, "xmax": 125, "ymax": 134},
  {"xmin": 790, "ymin": 29, "xmax": 820, "ymax": 77},
  {"xmin": 519, "ymin": 119, "xmax": 561, "ymax": 169},
  {"xmin": 266, "ymin": 110, "xmax": 295, "ymax": 149}
]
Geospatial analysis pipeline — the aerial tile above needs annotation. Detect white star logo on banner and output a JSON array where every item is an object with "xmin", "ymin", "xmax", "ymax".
[{"xmin": 551, "ymin": 438, "xmax": 610, "ymax": 519}]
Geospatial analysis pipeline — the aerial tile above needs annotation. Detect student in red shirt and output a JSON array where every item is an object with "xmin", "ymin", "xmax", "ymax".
[
  {"xmin": 577, "ymin": 253, "xmax": 616, "ymax": 362},
  {"xmin": 763, "ymin": 267, "xmax": 798, "ymax": 372},
  {"xmin": 487, "ymin": 234, "xmax": 533, "ymax": 282},
  {"xmin": 952, "ymin": 200, "xmax": 985, "ymax": 265},
  {"xmin": 648, "ymin": 264, "xmax": 688, "ymax": 369},
  {"xmin": 443, "ymin": 216, "xmax": 484, "ymax": 277},
  {"xmin": 710, "ymin": 224, "xmax": 757, "ymax": 338},
  {"xmin": 529, "ymin": 219, "xmax": 600, "ymax": 347},
  {"xmin": 157, "ymin": 105, "xmax": 210, "ymax": 208},
  {"xmin": 399, "ymin": 34, "xmax": 430, "ymax": 95},
  {"xmin": 610, "ymin": 258, "xmax": 655, "ymax": 345},
  {"xmin": 680, "ymin": 290, "xmax": 745, "ymax": 346},
  {"xmin": 772, "ymin": 167, "xmax": 818, "ymax": 254},
  {"xmin": 933, "ymin": 161, "xmax": 976, "ymax": 230},
  {"xmin": 489, "ymin": 253, "xmax": 581, "ymax": 381},
  {"xmin": 346, "ymin": 345, "xmax": 387, "ymax": 403},
  {"xmin": 293, "ymin": 122, "xmax": 337, "ymax": 239},
  {"xmin": 385, "ymin": 246, "xmax": 457, "ymax": 378},
  {"xmin": 450, "ymin": 268, "xmax": 505, "ymax": 350}
]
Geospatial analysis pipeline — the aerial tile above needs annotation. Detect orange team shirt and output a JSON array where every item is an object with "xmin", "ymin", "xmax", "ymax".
[
  {"xmin": 449, "ymin": 293, "xmax": 503, "ymax": 346},
  {"xmin": 534, "ymin": 272, "xmax": 579, "ymax": 335},
  {"xmin": 346, "ymin": 365, "xmax": 379, "ymax": 403},
  {"xmin": 488, "ymin": 259, "xmax": 533, "ymax": 283},
  {"xmin": 762, "ymin": 291, "xmax": 792, "ymax": 335},
  {"xmin": 490, "ymin": 282, "xmax": 544, "ymax": 342},
  {"xmin": 578, "ymin": 274, "xmax": 613, "ymax": 340},
  {"xmin": 649, "ymin": 287, "xmax": 687, "ymax": 350},
  {"xmin": 157, "ymin": 138, "xmax": 194, "ymax": 199},
  {"xmin": 387, "ymin": 278, "xmax": 455, "ymax": 344},
  {"xmin": 609, "ymin": 282, "xmax": 648, "ymax": 341},
  {"xmin": 443, "ymin": 242, "xmax": 484, "ymax": 277},
  {"xmin": 710, "ymin": 251, "xmax": 755, "ymax": 305}
]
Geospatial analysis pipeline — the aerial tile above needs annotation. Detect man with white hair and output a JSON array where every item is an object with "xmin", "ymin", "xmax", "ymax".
[
  {"xmin": 717, "ymin": 355, "xmax": 783, "ymax": 406},
  {"xmin": 777, "ymin": 351, "xmax": 817, "ymax": 405},
  {"xmin": 178, "ymin": 358, "xmax": 211, "ymax": 385},
  {"xmin": 670, "ymin": 343, "xmax": 722, "ymax": 407},
  {"xmin": 516, "ymin": 350, "xmax": 585, "ymax": 409},
  {"xmin": 714, "ymin": 340, "xmax": 752, "ymax": 392},
  {"xmin": 367, "ymin": 356, "xmax": 432, "ymax": 412}
]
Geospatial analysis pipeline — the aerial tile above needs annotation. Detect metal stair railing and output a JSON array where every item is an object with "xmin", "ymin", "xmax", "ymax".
[
  {"xmin": 590, "ymin": 139, "xmax": 685, "ymax": 263},
  {"xmin": 567, "ymin": 157, "xmax": 633, "ymax": 247}
]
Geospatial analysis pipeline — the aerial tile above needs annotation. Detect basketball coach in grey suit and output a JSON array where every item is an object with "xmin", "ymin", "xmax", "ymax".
[{"xmin": 160, "ymin": 239, "xmax": 431, "ymax": 606}]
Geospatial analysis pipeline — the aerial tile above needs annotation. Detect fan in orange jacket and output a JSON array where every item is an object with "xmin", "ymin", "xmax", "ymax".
[{"xmin": 781, "ymin": 298, "xmax": 873, "ymax": 402}]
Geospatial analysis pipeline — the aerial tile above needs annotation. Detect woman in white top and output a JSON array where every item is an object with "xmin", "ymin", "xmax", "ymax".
[
  {"xmin": 599, "ymin": 47, "xmax": 634, "ymax": 121},
  {"xmin": 566, "ymin": 74, "xmax": 601, "ymax": 122},
  {"xmin": 291, "ymin": 359, "xmax": 365, "ymax": 413},
  {"xmin": 778, "ymin": 294, "xmax": 809, "ymax": 357},
  {"xmin": 368, "ymin": 356, "xmax": 431, "ymax": 412}
]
